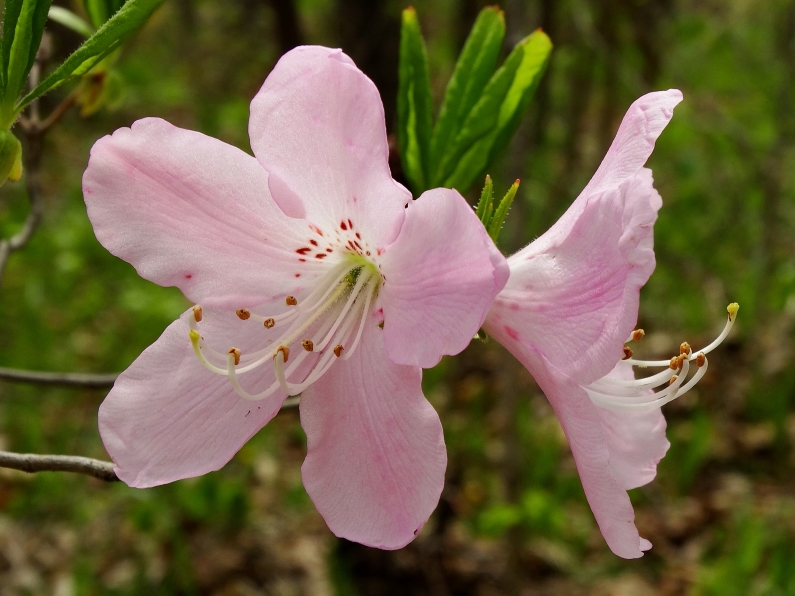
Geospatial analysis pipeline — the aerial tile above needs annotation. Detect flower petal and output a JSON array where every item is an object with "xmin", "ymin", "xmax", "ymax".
[
  {"xmin": 83, "ymin": 117, "xmax": 323, "ymax": 309},
  {"xmin": 99, "ymin": 307, "xmax": 302, "ymax": 488},
  {"xmin": 485, "ymin": 169, "xmax": 661, "ymax": 384},
  {"xmin": 484, "ymin": 337, "xmax": 650, "ymax": 558},
  {"xmin": 299, "ymin": 323, "xmax": 446, "ymax": 549},
  {"xmin": 249, "ymin": 46, "xmax": 410, "ymax": 248},
  {"xmin": 596, "ymin": 361, "xmax": 670, "ymax": 491},
  {"xmin": 379, "ymin": 188, "xmax": 508, "ymax": 368}
]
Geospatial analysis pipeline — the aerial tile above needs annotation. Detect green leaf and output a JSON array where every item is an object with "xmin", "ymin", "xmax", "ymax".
[
  {"xmin": 430, "ymin": 7, "xmax": 505, "ymax": 186},
  {"xmin": 397, "ymin": 7, "xmax": 433, "ymax": 196},
  {"xmin": 487, "ymin": 179, "xmax": 519, "ymax": 242},
  {"xmin": 85, "ymin": 0, "xmax": 109, "ymax": 29},
  {"xmin": 441, "ymin": 30, "xmax": 552, "ymax": 193},
  {"xmin": 475, "ymin": 174, "xmax": 493, "ymax": 224},
  {"xmin": 48, "ymin": 6, "xmax": 94, "ymax": 38},
  {"xmin": 16, "ymin": 0, "xmax": 162, "ymax": 110},
  {"xmin": 2, "ymin": 0, "xmax": 51, "ymax": 107}
]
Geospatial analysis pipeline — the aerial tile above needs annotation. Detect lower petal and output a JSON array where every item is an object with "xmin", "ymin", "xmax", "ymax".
[
  {"xmin": 299, "ymin": 323, "xmax": 447, "ymax": 549},
  {"xmin": 99, "ymin": 309, "xmax": 290, "ymax": 488}
]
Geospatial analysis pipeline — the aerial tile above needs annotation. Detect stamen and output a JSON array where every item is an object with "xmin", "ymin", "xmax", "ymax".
[
  {"xmin": 236, "ymin": 309, "xmax": 251, "ymax": 320},
  {"xmin": 302, "ymin": 339, "xmax": 314, "ymax": 351},
  {"xmin": 264, "ymin": 318, "xmax": 275, "ymax": 328},
  {"xmin": 228, "ymin": 347, "xmax": 241, "ymax": 365},
  {"xmin": 334, "ymin": 345, "xmax": 344, "ymax": 357},
  {"xmin": 586, "ymin": 303, "xmax": 738, "ymax": 412},
  {"xmin": 193, "ymin": 305, "xmax": 203, "ymax": 322},
  {"xmin": 275, "ymin": 345, "xmax": 290, "ymax": 362},
  {"xmin": 285, "ymin": 296, "xmax": 298, "ymax": 306}
]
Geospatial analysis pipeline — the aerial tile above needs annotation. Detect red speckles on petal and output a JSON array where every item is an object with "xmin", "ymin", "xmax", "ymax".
[
  {"xmin": 315, "ymin": 253, "xmax": 327, "ymax": 259},
  {"xmin": 326, "ymin": 248, "xmax": 333, "ymax": 253},
  {"xmin": 355, "ymin": 232, "xmax": 361, "ymax": 239},
  {"xmin": 340, "ymin": 220, "xmax": 348, "ymax": 231},
  {"xmin": 348, "ymin": 219, "xmax": 353, "ymax": 229},
  {"xmin": 295, "ymin": 273, "xmax": 301, "ymax": 277},
  {"xmin": 309, "ymin": 239, "xmax": 318, "ymax": 246},
  {"xmin": 504, "ymin": 326, "xmax": 520, "ymax": 341},
  {"xmin": 184, "ymin": 274, "xmax": 192, "ymax": 279},
  {"xmin": 299, "ymin": 258, "xmax": 307, "ymax": 262},
  {"xmin": 296, "ymin": 247, "xmax": 311, "ymax": 255},
  {"xmin": 310, "ymin": 224, "xmax": 324, "ymax": 236}
]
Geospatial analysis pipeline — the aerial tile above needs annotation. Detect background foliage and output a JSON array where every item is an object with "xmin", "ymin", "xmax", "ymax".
[{"xmin": 0, "ymin": 0, "xmax": 794, "ymax": 594}]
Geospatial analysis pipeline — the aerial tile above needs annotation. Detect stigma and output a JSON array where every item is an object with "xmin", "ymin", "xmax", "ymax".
[
  {"xmin": 585, "ymin": 303, "xmax": 739, "ymax": 412},
  {"xmin": 187, "ymin": 259, "xmax": 379, "ymax": 401}
]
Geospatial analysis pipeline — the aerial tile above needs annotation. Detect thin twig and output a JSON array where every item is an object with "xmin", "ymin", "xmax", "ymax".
[
  {"xmin": 0, "ymin": 396, "xmax": 301, "ymax": 482},
  {"xmin": 0, "ymin": 451, "xmax": 119, "ymax": 482},
  {"xmin": 36, "ymin": 90, "xmax": 77, "ymax": 133},
  {"xmin": 0, "ymin": 367, "xmax": 118, "ymax": 388}
]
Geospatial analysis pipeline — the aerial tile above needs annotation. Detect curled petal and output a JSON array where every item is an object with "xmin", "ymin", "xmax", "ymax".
[
  {"xmin": 379, "ymin": 188, "xmax": 508, "ymax": 367},
  {"xmin": 487, "ymin": 170, "xmax": 661, "ymax": 384},
  {"xmin": 300, "ymin": 323, "xmax": 446, "ymax": 549},
  {"xmin": 250, "ymin": 46, "xmax": 410, "ymax": 248},
  {"xmin": 83, "ymin": 118, "xmax": 322, "ymax": 308}
]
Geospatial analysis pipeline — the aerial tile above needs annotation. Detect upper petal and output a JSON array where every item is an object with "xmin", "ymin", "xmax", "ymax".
[
  {"xmin": 596, "ymin": 361, "xmax": 670, "ymax": 491},
  {"xmin": 526, "ymin": 90, "xmax": 681, "ymax": 256},
  {"xmin": 249, "ymin": 46, "xmax": 410, "ymax": 249},
  {"xmin": 83, "ymin": 117, "xmax": 325, "ymax": 309},
  {"xmin": 99, "ymin": 307, "xmax": 299, "ymax": 488},
  {"xmin": 486, "ymin": 169, "xmax": 661, "ymax": 384},
  {"xmin": 483, "ymin": 334, "xmax": 651, "ymax": 558},
  {"xmin": 299, "ymin": 323, "xmax": 447, "ymax": 550},
  {"xmin": 379, "ymin": 188, "xmax": 508, "ymax": 368}
]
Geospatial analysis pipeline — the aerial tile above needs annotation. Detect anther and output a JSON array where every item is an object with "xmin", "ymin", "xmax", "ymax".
[
  {"xmin": 333, "ymin": 344, "xmax": 344, "ymax": 357},
  {"xmin": 236, "ymin": 309, "xmax": 251, "ymax": 320},
  {"xmin": 228, "ymin": 347, "xmax": 241, "ymax": 365},
  {"xmin": 676, "ymin": 354, "xmax": 686, "ymax": 370},
  {"xmin": 669, "ymin": 356, "xmax": 679, "ymax": 370},
  {"xmin": 679, "ymin": 341, "xmax": 691, "ymax": 355},
  {"xmin": 696, "ymin": 352, "xmax": 706, "ymax": 367},
  {"xmin": 669, "ymin": 375, "xmax": 678, "ymax": 386},
  {"xmin": 192, "ymin": 305, "xmax": 203, "ymax": 322},
  {"xmin": 264, "ymin": 318, "xmax": 275, "ymax": 329},
  {"xmin": 285, "ymin": 296, "xmax": 298, "ymax": 306},
  {"xmin": 631, "ymin": 329, "xmax": 645, "ymax": 342},
  {"xmin": 622, "ymin": 346, "xmax": 633, "ymax": 360},
  {"xmin": 302, "ymin": 339, "xmax": 314, "ymax": 352},
  {"xmin": 275, "ymin": 345, "xmax": 290, "ymax": 362},
  {"xmin": 727, "ymin": 302, "xmax": 739, "ymax": 321}
]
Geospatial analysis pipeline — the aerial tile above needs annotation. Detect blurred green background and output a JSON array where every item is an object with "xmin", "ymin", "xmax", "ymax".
[{"xmin": 1, "ymin": 0, "xmax": 794, "ymax": 594}]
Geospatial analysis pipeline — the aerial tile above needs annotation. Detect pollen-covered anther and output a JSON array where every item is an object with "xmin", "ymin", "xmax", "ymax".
[
  {"xmin": 228, "ymin": 347, "xmax": 241, "ymax": 366},
  {"xmin": 631, "ymin": 329, "xmax": 645, "ymax": 342},
  {"xmin": 285, "ymin": 296, "xmax": 298, "ymax": 306},
  {"xmin": 676, "ymin": 354, "xmax": 686, "ymax": 370},
  {"xmin": 669, "ymin": 356, "xmax": 679, "ymax": 370},
  {"xmin": 302, "ymin": 339, "xmax": 314, "ymax": 352},
  {"xmin": 334, "ymin": 344, "xmax": 344, "ymax": 357},
  {"xmin": 669, "ymin": 375, "xmax": 678, "ymax": 385},
  {"xmin": 192, "ymin": 305, "xmax": 203, "ymax": 322},
  {"xmin": 264, "ymin": 318, "xmax": 275, "ymax": 329},
  {"xmin": 622, "ymin": 345, "xmax": 633, "ymax": 360},
  {"xmin": 679, "ymin": 341, "xmax": 691, "ymax": 355},
  {"xmin": 696, "ymin": 352, "xmax": 706, "ymax": 367},
  {"xmin": 728, "ymin": 302, "xmax": 740, "ymax": 321},
  {"xmin": 236, "ymin": 308, "xmax": 251, "ymax": 320},
  {"xmin": 275, "ymin": 345, "xmax": 290, "ymax": 362}
]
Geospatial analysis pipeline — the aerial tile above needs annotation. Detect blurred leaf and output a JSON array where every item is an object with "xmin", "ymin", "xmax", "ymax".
[
  {"xmin": 48, "ymin": 6, "xmax": 94, "ymax": 38},
  {"xmin": 397, "ymin": 6, "xmax": 433, "ymax": 196},
  {"xmin": 16, "ymin": 0, "xmax": 162, "ymax": 109},
  {"xmin": 1, "ymin": 0, "xmax": 52, "ymax": 116},
  {"xmin": 441, "ymin": 30, "xmax": 552, "ymax": 192},
  {"xmin": 430, "ymin": 6, "xmax": 505, "ymax": 187},
  {"xmin": 85, "ymin": 0, "xmax": 126, "ymax": 29},
  {"xmin": 0, "ymin": 128, "xmax": 20, "ymax": 182}
]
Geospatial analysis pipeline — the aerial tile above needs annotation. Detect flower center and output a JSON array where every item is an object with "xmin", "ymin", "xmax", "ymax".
[
  {"xmin": 585, "ymin": 303, "xmax": 739, "ymax": 411},
  {"xmin": 187, "ymin": 258, "xmax": 380, "ymax": 401}
]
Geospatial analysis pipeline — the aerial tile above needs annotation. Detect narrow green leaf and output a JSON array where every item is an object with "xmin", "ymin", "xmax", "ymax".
[
  {"xmin": 4, "ymin": 0, "xmax": 51, "ymax": 107},
  {"xmin": 48, "ymin": 6, "xmax": 94, "ymax": 38},
  {"xmin": 430, "ymin": 7, "xmax": 505, "ymax": 186},
  {"xmin": 397, "ymin": 6, "xmax": 433, "ymax": 196},
  {"xmin": 442, "ymin": 30, "xmax": 552, "ymax": 192},
  {"xmin": 17, "ymin": 0, "xmax": 162, "ymax": 109},
  {"xmin": 1, "ymin": 0, "xmax": 25, "ymax": 92},
  {"xmin": 475, "ymin": 174, "xmax": 493, "ymax": 224},
  {"xmin": 487, "ymin": 179, "xmax": 519, "ymax": 242},
  {"xmin": 85, "ymin": 0, "xmax": 109, "ymax": 29}
]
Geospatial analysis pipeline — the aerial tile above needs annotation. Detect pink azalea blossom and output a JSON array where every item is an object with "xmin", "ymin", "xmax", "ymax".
[
  {"xmin": 83, "ymin": 46, "xmax": 508, "ymax": 550},
  {"xmin": 484, "ymin": 90, "xmax": 737, "ymax": 558}
]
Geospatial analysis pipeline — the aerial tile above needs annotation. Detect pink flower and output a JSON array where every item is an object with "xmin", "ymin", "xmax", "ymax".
[
  {"xmin": 484, "ymin": 90, "xmax": 704, "ymax": 558},
  {"xmin": 83, "ymin": 46, "xmax": 508, "ymax": 550}
]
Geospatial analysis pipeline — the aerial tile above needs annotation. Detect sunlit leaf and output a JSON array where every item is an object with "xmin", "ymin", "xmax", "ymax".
[
  {"xmin": 48, "ymin": 6, "xmax": 94, "ymax": 38},
  {"xmin": 1, "ymin": 0, "xmax": 52, "ymax": 110}
]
